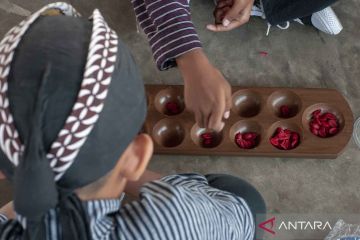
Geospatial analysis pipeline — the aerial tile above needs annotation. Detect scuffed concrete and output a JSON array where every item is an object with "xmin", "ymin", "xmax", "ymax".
[{"xmin": 0, "ymin": 0, "xmax": 30, "ymax": 16}]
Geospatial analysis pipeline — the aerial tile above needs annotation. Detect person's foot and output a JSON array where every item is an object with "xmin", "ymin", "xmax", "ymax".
[
  {"xmin": 300, "ymin": 7, "xmax": 343, "ymax": 35},
  {"xmin": 214, "ymin": 0, "xmax": 343, "ymax": 35},
  {"xmin": 250, "ymin": 1, "xmax": 343, "ymax": 35}
]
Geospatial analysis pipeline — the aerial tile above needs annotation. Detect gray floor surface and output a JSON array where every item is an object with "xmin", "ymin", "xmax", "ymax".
[{"xmin": 0, "ymin": 0, "xmax": 359, "ymax": 238}]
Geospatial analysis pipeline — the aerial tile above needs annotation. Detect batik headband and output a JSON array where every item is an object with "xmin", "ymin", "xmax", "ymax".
[{"xmin": 0, "ymin": 2, "xmax": 118, "ymax": 181}]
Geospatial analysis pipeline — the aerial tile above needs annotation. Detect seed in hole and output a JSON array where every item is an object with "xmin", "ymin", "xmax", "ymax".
[
  {"xmin": 309, "ymin": 110, "xmax": 340, "ymax": 138},
  {"xmin": 200, "ymin": 132, "xmax": 215, "ymax": 148},
  {"xmin": 270, "ymin": 127, "xmax": 300, "ymax": 150},
  {"xmin": 234, "ymin": 132, "xmax": 259, "ymax": 149},
  {"xmin": 192, "ymin": 125, "xmax": 223, "ymax": 148},
  {"xmin": 165, "ymin": 101, "xmax": 182, "ymax": 115},
  {"xmin": 279, "ymin": 105, "xmax": 291, "ymax": 118},
  {"xmin": 155, "ymin": 88, "xmax": 185, "ymax": 116},
  {"xmin": 268, "ymin": 90, "xmax": 301, "ymax": 118},
  {"xmin": 199, "ymin": 131, "xmax": 222, "ymax": 148}
]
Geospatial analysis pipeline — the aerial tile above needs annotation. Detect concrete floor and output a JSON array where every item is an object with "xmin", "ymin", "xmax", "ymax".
[{"xmin": 0, "ymin": 0, "xmax": 360, "ymax": 237}]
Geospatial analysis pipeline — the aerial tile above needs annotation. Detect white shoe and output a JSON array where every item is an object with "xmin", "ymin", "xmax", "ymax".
[
  {"xmin": 251, "ymin": 1, "xmax": 343, "ymax": 36},
  {"xmin": 310, "ymin": 7, "xmax": 343, "ymax": 35}
]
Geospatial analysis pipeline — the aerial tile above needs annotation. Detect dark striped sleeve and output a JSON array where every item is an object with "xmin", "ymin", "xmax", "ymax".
[{"xmin": 131, "ymin": 0, "xmax": 202, "ymax": 70}]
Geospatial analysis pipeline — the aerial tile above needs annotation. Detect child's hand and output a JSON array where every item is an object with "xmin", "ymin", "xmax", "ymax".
[
  {"xmin": 177, "ymin": 49, "xmax": 231, "ymax": 132},
  {"xmin": 207, "ymin": 0, "xmax": 254, "ymax": 32},
  {"xmin": 0, "ymin": 171, "xmax": 5, "ymax": 180}
]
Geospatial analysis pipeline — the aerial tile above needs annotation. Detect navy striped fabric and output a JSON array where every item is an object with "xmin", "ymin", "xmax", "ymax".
[
  {"xmin": 131, "ymin": 0, "xmax": 202, "ymax": 70},
  {"xmin": 0, "ymin": 174, "xmax": 254, "ymax": 239},
  {"xmin": 0, "ymin": 214, "xmax": 7, "ymax": 223}
]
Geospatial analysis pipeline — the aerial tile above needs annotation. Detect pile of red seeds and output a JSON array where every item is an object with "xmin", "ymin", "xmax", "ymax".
[
  {"xmin": 235, "ymin": 132, "xmax": 259, "ymax": 149},
  {"xmin": 200, "ymin": 132, "xmax": 215, "ymax": 148},
  {"xmin": 165, "ymin": 102, "xmax": 181, "ymax": 115},
  {"xmin": 279, "ymin": 105, "xmax": 292, "ymax": 118},
  {"xmin": 309, "ymin": 110, "xmax": 339, "ymax": 138},
  {"xmin": 270, "ymin": 127, "xmax": 300, "ymax": 150}
]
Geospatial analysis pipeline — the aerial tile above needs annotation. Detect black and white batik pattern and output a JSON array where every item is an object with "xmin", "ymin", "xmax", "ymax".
[{"xmin": 0, "ymin": 2, "xmax": 118, "ymax": 180}]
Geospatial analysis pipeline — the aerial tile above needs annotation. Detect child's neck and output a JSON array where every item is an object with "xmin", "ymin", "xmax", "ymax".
[{"xmin": 76, "ymin": 176, "xmax": 127, "ymax": 201}]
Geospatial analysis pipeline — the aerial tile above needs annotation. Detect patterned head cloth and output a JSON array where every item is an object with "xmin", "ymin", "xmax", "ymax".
[{"xmin": 0, "ymin": 2, "xmax": 146, "ymax": 238}]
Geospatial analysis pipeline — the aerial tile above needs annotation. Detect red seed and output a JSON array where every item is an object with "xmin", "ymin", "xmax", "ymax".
[
  {"xmin": 243, "ymin": 132, "xmax": 257, "ymax": 140},
  {"xmin": 319, "ymin": 127, "xmax": 327, "ymax": 137},
  {"xmin": 235, "ymin": 133, "xmax": 242, "ymax": 140},
  {"xmin": 200, "ymin": 132, "xmax": 215, "ymax": 147},
  {"xmin": 312, "ymin": 110, "xmax": 321, "ymax": 117},
  {"xmin": 270, "ymin": 128, "xmax": 300, "ymax": 150},
  {"xmin": 322, "ymin": 121, "xmax": 330, "ymax": 128},
  {"xmin": 329, "ymin": 127, "xmax": 338, "ymax": 135},
  {"xmin": 279, "ymin": 139, "xmax": 290, "ymax": 150},
  {"xmin": 290, "ymin": 133, "xmax": 300, "ymax": 148},
  {"xmin": 284, "ymin": 129, "xmax": 292, "ymax": 134},
  {"xmin": 314, "ymin": 118, "xmax": 322, "ymax": 126},
  {"xmin": 311, "ymin": 128, "xmax": 319, "ymax": 135},
  {"xmin": 291, "ymin": 132, "xmax": 299, "ymax": 141},
  {"xmin": 243, "ymin": 133, "xmax": 252, "ymax": 140},
  {"xmin": 311, "ymin": 122, "xmax": 320, "ymax": 129},
  {"xmin": 324, "ymin": 113, "xmax": 337, "ymax": 120},
  {"xmin": 319, "ymin": 114, "xmax": 327, "ymax": 121},
  {"xmin": 328, "ymin": 119, "xmax": 338, "ymax": 128},
  {"xmin": 278, "ymin": 132, "xmax": 290, "ymax": 140},
  {"xmin": 270, "ymin": 137, "xmax": 279, "ymax": 146},
  {"xmin": 310, "ymin": 109, "xmax": 340, "ymax": 138},
  {"xmin": 201, "ymin": 133, "xmax": 212, "ymax": 139},
  {"xmin": 259, "ymin": 51, "xmax": 268, "ymax": 57},
  {"xmin": 280, "ymin": 105, "xmax": 291, "ymax": 118},
  {"xmin": 245, "ymin": 141, "xmax": 254, "ymax": 149},
  {"xmin": 242, "ymin": 141, "xmax": 250, "ymax": 149},
  {"xmin": 235, "ymin": 132, "xmax": 259, "ymax": 149},
  {"xmin": 165, "ymin": 102, "xmax": 181, "ymax": 115}
]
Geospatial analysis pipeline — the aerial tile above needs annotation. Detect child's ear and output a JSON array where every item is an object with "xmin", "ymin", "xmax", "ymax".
[
  {"xmin": 120, "ymin": 134, "xmax": 153, "ymax": 181},
  {"xmin": 0, "ymin": 171, "xmax": 5, "ymax": 180}
]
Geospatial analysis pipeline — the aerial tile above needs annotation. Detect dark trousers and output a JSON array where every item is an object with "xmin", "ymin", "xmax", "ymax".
[
  {"xmin": 206, "ymin": 174, "xmax": 266, "ymax": 239},
  {"xmin": 262, "ymin": 0, "xmax": 339, "ymax": 25}
]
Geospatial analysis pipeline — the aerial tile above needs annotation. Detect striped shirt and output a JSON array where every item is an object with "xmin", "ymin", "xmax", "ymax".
[
  {"xmin": 0, "ymin": 174, "xmax": 254, "ymax": 239},
  {"xmin": 131, "ymin": 0, "xmax": 202, "ymax": 70}
]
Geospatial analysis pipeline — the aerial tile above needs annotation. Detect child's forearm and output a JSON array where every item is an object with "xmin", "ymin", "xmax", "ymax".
[{"xmin": 124, "ymin": 170, "xmax": 164, "ymax": 198}]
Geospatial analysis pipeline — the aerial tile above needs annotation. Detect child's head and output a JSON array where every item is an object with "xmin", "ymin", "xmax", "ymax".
[{"xmin": 0, "ymin": 3, "xmax": 152, "ymax": 226}]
